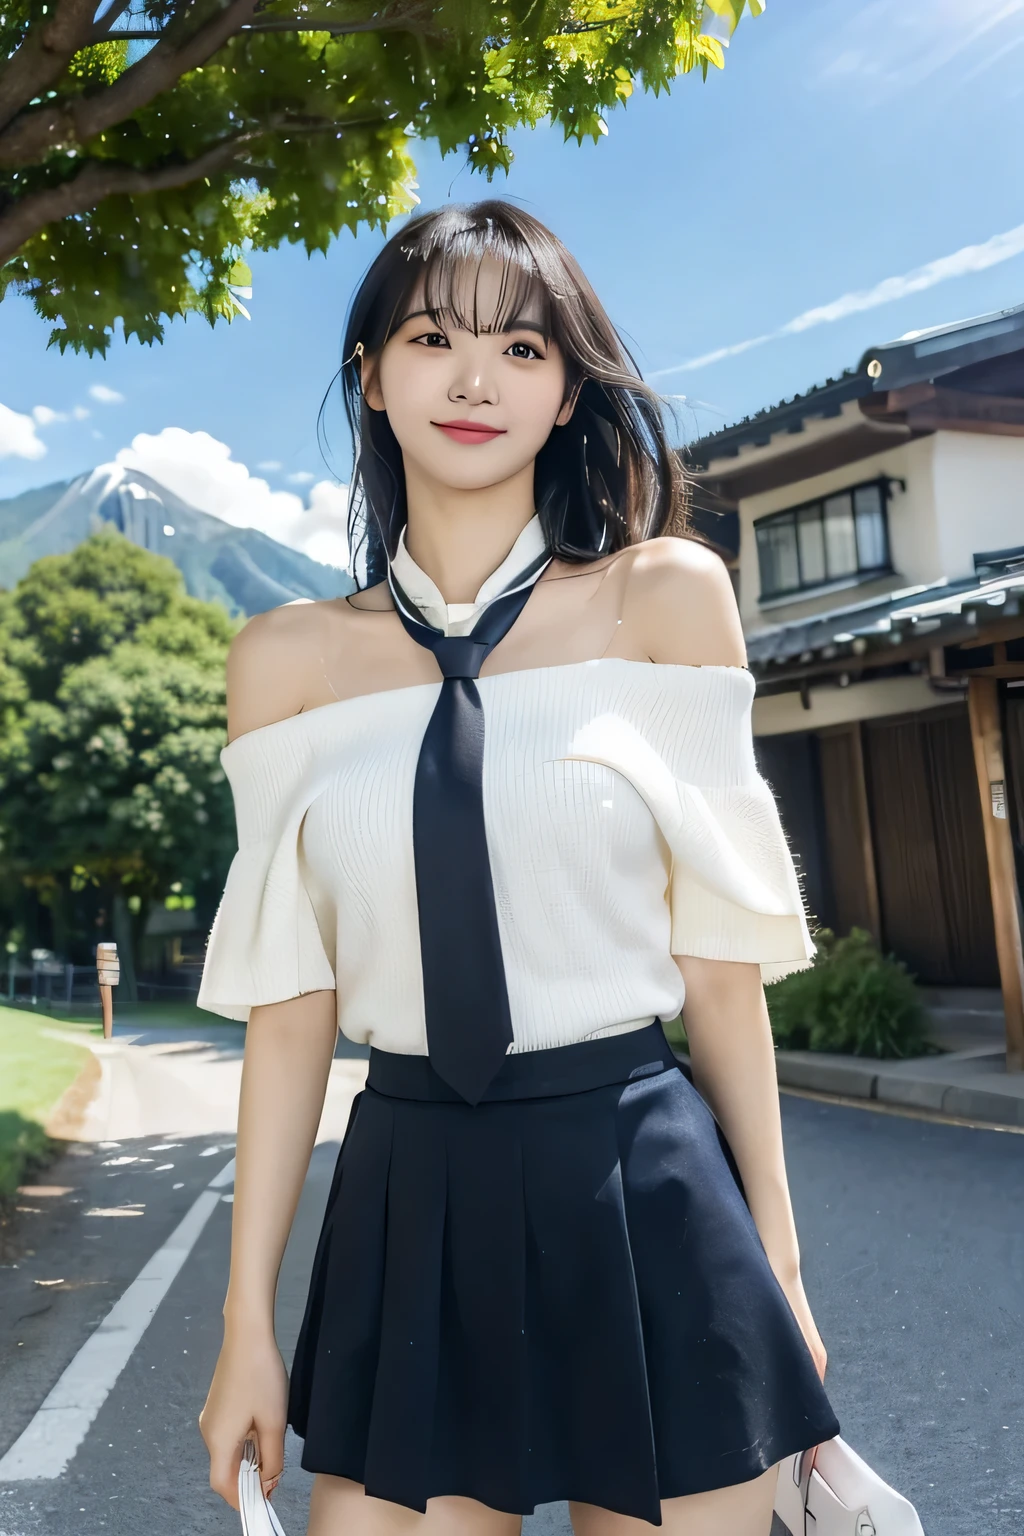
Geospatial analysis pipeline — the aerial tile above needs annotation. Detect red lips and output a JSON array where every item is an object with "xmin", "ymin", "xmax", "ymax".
[{"xmin": 432, "ymin": 419, "xmax": 507, "ymax": 445}]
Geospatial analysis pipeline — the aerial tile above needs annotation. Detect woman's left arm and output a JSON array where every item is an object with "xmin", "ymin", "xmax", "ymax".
[
  {"xmin": 675, "ymin": 955, "xmax": 828, "ymax": 1383},
  {"xmin": 625, "ymin": 536, "xmax": 827, "ymax": 1381}
]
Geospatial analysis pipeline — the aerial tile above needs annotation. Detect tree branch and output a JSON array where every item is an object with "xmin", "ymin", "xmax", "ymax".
[
  {"xmin": 99, "ymin": 3, "xmax": 434, "ymax": 42},
  {"xmin": 106, "ymin": 14, "xmax": 430, "ymax": 39},
  {"xmin": 90, "ymin": 3, "xmax": 137, "ymax": 44},
  {"xmin": 0, "ymin": 135, "xmax": 249, "ymax": 265},
  {"xmin": 0, "ymin": 0, "xmax": 99, "ymax": 136},
  {"xmin": 0, "ymin": 114, "xmax": 383, "ymax": 265},
  {"xmin": 0, "ymin": 0, "xmax": 262, "ymax": 170}
]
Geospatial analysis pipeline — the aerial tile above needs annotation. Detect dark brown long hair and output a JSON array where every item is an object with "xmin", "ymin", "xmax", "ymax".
[{"xmin": 331, "ymin": 200, "xmax": 687, "ymax": 587}]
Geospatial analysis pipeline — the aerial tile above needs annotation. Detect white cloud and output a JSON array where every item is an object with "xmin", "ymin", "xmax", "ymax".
[
  {"xmin": 0, "ymin": 403, "xmax": 47, "ymax": 460},
  {"xmin": 652, "ymin": 221, "xmax": 1024, "ymax": 378},
  {"xmin": 115, "ymin": 427, "xmax": 349, "ymax": 569},
  {"xmin": 89, "ymin": 383, "xmax": 125, "ymax": 405},
  {"xmin": 295, "ymin": 481, "xmax": 353, "ymax": 569},
  {"xmin": 256, "ymin": 459, "xmax": 282, "ymax": 471},
  {"xmin": 32, "ymin": 404, "xmax": 68, "ymax": 426},
  {"xmin": 287, "ymin": 470, "xmax": 316, "ymax": 485},
  {"xmin": 815, "ymin": 0, "xmax": 1024, "ymax": 93},
  {"xmin": 22, "ymin": 401, "xmax": 89, "ymax": 432}
]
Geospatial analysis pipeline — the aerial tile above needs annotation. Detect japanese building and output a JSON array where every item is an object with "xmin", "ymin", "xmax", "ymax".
[{"xmin": 687, "ymin": 302, "xmax": 1024, "ymax": 1070}]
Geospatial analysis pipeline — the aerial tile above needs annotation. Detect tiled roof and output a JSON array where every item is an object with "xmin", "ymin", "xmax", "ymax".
[
  {"xmin": 748, "ymin": 564, "xmax": 1024, "ymax": 674},
  {"xmin": 685, "ymin": 301, "xmax": 1024, "ymax": 469}
]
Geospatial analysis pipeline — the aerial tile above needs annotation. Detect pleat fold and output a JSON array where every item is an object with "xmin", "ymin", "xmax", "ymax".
[
  {"xmin": 520, "ymin": 1094, "xmax": 661, "ymax": 1523},
  {"xmin": 433, "ymin": 1107, "xmax": 528, "ymax": 1511},
  {"xmin": 294, "ymin": 1090, "xmax": 393, "ymax": 1479},
  {"xmin": 363, "ymin": 1104, "xmax": 448, "ymax": 1510}
]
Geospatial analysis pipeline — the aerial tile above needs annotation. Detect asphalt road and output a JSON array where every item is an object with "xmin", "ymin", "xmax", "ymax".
[{"xmin": 0, "ymin": 1034, "xmax": 1021, "ymax": 1536}]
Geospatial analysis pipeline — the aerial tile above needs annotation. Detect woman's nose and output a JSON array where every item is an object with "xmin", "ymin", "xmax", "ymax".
[{"xmin": 448, "ymin": 365, "xmax": 497, "ymax": 406}]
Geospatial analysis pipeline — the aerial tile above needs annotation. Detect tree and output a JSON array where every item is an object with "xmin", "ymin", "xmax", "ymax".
[
  {"xmin": 0, "ymin": 527, "xmax": 241, "ymax": 993},
  {"xmin": 0, "ymin": 1, "xmax": 763, "ymax": 354}
]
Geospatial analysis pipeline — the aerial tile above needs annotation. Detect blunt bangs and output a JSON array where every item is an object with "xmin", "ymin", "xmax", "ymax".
[{"xmin": 390, "ymin": 216, "xmax": 553, "ymax": 344}]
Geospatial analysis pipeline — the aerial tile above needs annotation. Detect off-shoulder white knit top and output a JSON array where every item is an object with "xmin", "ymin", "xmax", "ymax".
[{"xmin": 196, "ymin": 658, "xmax": 815, "ymax": 1054}]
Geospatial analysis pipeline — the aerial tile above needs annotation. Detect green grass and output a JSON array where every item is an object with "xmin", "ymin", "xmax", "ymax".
[
  {"xmin": 0, "ymin": 1008, "xmax": 98, "ymax": 1202},
  {"xmin": 114, "ymin": 1000, "xmax": 226, "ymax": 1029},
  {"xmin": 7, "ymin": 997, "xmax": 229, "ymax": 1030}
]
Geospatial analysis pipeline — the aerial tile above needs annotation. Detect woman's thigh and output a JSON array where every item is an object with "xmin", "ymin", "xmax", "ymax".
[
  {"xmin": 569, "ymin": 1462, "xmax": 781, "ymax": 1536},
  {"xmin": 307, "ymin": 1474, "xmax": 523, "ymax": 1536}
]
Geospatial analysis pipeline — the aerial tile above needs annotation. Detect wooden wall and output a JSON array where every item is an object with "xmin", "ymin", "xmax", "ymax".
[
  {"xmin": 863, "ymin": 707, "xmax": 999, "ymax": 986},
  {"xmin": 758, "ymin": 701, "xmax": 1000, "ymax": 986}
]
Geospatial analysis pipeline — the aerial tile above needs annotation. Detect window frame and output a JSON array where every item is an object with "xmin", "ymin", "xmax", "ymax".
[{"xmin": 753, "ymin": 475, "xmax": 896, "ymax": 603}]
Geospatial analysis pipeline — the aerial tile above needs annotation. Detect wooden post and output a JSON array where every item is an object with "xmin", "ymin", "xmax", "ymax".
[
  {"xmin": 847, "ymin": 723, "xmax": 882, "ymax": 943},
  {"xmin": 96, "ymin": 941, "xmax": 120, "ymax": 1041},
  {"xmin": 967, "ymin": 678, "xmax": 1024, "ymax": 1072}
]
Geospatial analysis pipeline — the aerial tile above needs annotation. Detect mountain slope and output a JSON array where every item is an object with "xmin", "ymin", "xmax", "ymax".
[{"xmin": 0, "ymin": 465, "xmax": 354, "ymax": 615}]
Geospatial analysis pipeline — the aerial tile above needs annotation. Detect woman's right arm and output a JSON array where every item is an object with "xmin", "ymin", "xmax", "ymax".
[
  {"xmin": 199, "ymin": 604, "xmax": 339, "ymax": 1507},
  {"xmin": 200, "ymin": 990, "xmax": 337, "ymax": 1508}
]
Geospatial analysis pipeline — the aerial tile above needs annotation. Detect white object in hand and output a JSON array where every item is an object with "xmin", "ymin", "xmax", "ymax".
[
  {"xmin": 238, "ymin": 1438, "xmax": 287, "ymax": 1536},
  {"xmin": 774, "ymin": 1436, "xmax": 926, "ymax": 1535}
]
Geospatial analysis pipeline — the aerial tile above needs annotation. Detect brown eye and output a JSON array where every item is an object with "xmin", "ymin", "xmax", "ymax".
[{"xmin": 414, "ymin": 330, "xmax": 449, "ymax": 348}]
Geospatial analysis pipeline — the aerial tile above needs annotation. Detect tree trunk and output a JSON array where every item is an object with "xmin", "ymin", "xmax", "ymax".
[
  {"xmin": 112, "ymin": 891, "xmax": 139, "ymax": 1002},
  {"xmin": 49, "ymin": 881, "xmax": 74, "ymax": 961}
]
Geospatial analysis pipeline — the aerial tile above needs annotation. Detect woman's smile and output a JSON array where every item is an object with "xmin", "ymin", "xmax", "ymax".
[{"xmin": 431, "ymin": 417, "xmax": 508, "ymax": 445}]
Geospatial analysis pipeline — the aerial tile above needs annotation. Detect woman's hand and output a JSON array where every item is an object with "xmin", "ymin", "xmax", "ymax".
[
  {"xmin": 774, "ymin": 1267, "xmax": 828, "ymax": 1384},
  {"xmin": 199, "ymin": 1322, "xmax": 288, "ymax": 1508}
]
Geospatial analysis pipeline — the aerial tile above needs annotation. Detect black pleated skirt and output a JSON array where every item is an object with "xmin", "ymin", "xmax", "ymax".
[{"xmin": 286, "ymin": 1022, "xmax": 840, "ymax": 1525}]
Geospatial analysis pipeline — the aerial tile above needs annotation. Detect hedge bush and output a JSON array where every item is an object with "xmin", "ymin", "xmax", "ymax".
[{"xmin": 765, "ymin": 928, "xmax": 929, "ymax": 1059}]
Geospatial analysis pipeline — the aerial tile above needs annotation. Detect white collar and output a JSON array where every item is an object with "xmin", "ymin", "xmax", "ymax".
[{"xmin": 389, "ymin": 514, "xmax": 549, "ymax": 636}]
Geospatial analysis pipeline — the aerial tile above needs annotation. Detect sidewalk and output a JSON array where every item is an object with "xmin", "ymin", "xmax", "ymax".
[
  {"xmin": 40, "ymin": 1018, "xmax": 368, "ymax": 1145},
  {"xmin": 771, "ymin": 990, "xmax": 1024, "ymax": 1128}
]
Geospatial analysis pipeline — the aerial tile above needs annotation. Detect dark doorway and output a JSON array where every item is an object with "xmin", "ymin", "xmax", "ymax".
[{"xmin": 755, "ymin": 731, "xmax": 834, "ymax": 934}]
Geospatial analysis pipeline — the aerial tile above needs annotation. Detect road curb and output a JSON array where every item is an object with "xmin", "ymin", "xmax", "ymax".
[
  {"xmin": 772, "ymin": 1051, "xmax": 1024, "ymax": 1129},
  {"xmin": 43, "ymin": 1049, "xmax": 103, "ymax": 1141},
  {"xmin": 773, "ymin": 1054, "xmax": 877, "ymax": 1100}
]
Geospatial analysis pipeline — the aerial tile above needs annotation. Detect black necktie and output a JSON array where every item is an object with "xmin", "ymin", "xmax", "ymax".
[{"xmin": 387, "ymin": 550, "xmax": 550, "ymax": 1105}]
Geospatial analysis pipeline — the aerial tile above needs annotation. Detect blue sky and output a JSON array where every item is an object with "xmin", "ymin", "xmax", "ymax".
[{"xmin": 2, "ymin": 0, "xmax": 1024, "ymax": 569}]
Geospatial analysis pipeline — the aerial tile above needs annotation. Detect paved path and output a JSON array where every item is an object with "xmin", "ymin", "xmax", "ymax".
[{"xmin": 0, "ymin": 1026, "xmax": 1021, "ymax": 1534}]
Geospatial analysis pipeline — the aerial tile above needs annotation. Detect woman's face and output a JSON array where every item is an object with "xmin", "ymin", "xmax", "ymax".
[{"xmin": 362, "ymin": 255, "xmax": 574, "ymax": 492}]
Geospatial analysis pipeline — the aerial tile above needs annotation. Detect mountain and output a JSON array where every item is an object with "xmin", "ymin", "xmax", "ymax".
[{"xmin": 0, "ymin": 464, "xmax": 355, "ymax": 615}]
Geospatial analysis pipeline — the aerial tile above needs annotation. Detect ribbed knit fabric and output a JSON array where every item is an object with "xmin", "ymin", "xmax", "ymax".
[{"xmin": 196, "ymin": 659, "xmax": 815, "ymax": 1052}]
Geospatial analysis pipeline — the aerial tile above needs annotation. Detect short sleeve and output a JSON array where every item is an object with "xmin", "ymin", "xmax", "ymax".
[
  {"xmin": 196, "ymin": 727, "xmax": 337, "ymax": 1022},
  {"xmin": 665, "ymin": 777, "xmax": 815, "ymax": 978},
  {"xmin": 561, "ymin": 666, "xmax": 815, "ymax": 982}
]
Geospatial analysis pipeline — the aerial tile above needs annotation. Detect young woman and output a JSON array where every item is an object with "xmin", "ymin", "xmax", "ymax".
[{"xmin": 197, "ymin": 200, "xmax": 840, "ymax": 1536}]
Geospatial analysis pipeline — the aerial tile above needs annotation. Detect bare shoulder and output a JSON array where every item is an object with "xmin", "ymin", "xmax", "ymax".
[
  {"xmin": 225, "ymin": 599, "xmax": 335, "ymax": 744},
  {"xmin": 621, "ymin": 536, "xmax": 747, "ymax": 667}
]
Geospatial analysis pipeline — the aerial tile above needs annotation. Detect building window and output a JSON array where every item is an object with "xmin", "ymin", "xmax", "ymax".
[{"xmin": 754, "ymin": 477, "xmax": 893, "ymax": 601}]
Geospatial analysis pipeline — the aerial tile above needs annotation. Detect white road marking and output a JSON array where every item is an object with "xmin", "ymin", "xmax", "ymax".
[
  {"xmin": 208, "ymin": 1157, "xmax": 235, "ymax": 1188},
  {"xmin": 0, "ymin": 1159, "xmax": 234, "ymax": 1482}
]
